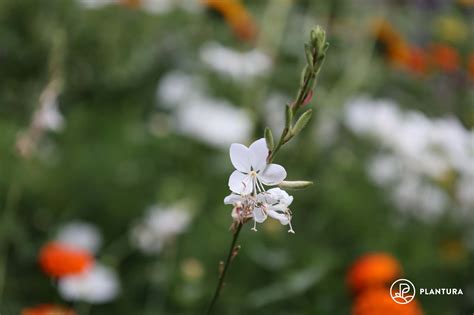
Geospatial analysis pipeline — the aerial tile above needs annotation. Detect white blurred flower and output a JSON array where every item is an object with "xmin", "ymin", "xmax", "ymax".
[
  {"xmin": 263, "ymin": 93, "xmax": 290, "ymax": 134},
  {"xmin": 131, "ymin": 205, "xmax": 191, "ymax": 254},
  {"xmin": 58, "ymin": 263, "xmax": 120, "ymax": 304},
  {"xmin": 141, "ymin": 0, "xmax": 202, "ymax": 14},
  {"xmin": 200, "ymin": 42, "xmax": 272, "ymax": 80},
  {"xmin": 56, "ymin": 222, "xmax": 102, "ymax": 254},
  {"xmin": 393, "ymin": 175, "xmax": 448, "ymax": 222},
  {"xmin": 157, "ymin": 71, "xmax": 203, "ymax": 108},
  {"xmin": 457, "ymin": 175, "xmax": 474, "ymax": 212},
  {"xmin": 35, "ymin": 99, "xmax": 64, "ymax": 132},
  {"xmin": 344, "ymin": 96, "xmax": 473, "ymax": 220},
  {"xmin": 367, "ymin": 154, "xmax": 402, "ymax": 186},
  {"xmin": 77, "ymin": 0, "xmax": 115, "ymax": 9},
  {"xmin": 156, "ymin": 71, "xmax": 253, "ymax": 148},
  {"xmin": 174, "ymin": 97, "xmax": 252, "ymax": 148}
]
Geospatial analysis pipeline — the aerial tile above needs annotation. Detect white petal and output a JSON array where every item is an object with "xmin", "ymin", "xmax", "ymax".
[
  {"xmin": 228, "ymin": 171, "xmax": 253, "ymax": 195},
  {"xmin": 253, "ymin": 207, "xmax": 267, "ymax": 223},
  {"xmin": 230, "ymin": 143, "xmax": 251, "ymax": 172},
  {"xmin": 259, "ymin": 164, "xmax": 287, "ymax": 185},
  {"xmin": 249, "ymin": 138, "xmax": 269, "ymax": 172},
  {"xmin": 267, "ymin": 210, "xmax": 290, "ymax": 225},
  {"xmin": 224, "ymin": 193, "xmax": 242, "ymax": 205},
  {"xmin": 266, "ymin": 187, "xmax": 293, "ymax": 206}
]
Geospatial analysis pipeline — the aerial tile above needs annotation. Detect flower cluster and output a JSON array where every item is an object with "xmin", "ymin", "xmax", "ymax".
[
  {"xmin": 156, "ymin": 71, "xmax": 252, "ymax": 148},
  {"xmin": 78, "ymin": 0, "xmax": 201, "ymax": 14},
  {"xmin": 200, "ymin": 42, "xmax": 271, "ymax": 81},
  {"xmin": 344, "ymin": 96, "xmax": 473, "ymax": 222},
  {"xmin": 373, "ymin": 19, "xmax": 474, "ymax": 79},
  {"xmin": 224, "ymin": 138, "xmax": 295, "ymax": 233},
  {"xmin": 38, "ymin": 222, "xmax": 120, "ymax": 304}
]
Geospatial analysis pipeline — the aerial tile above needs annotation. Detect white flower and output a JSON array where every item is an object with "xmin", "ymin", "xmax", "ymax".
[
  {"xmin": 58, "ymin": 263, "xmax": 120, "ymax": 304},
  {"xmin": 200, "ymin": 42, "xmax": 271, "ymax": 80},
  {"xmin": 131, "ymin": 205, "xmax": 191, "ymax": 254},
  {"xmin": 77, "ymin": 0, "xmax": 114, "ymax": 9},
  {"xmin": 344, "ymin": 95, "xmax": 474, "ymax": 222},
  {"xmin": 35, "ymin": 100, "xmax": 64, "ymax": 132},
  {"xmin": 174, "ymin": 97, "xmax": 252, "ymax": 148},
  {"xmin": 228, "ymin": 138, "xmax": 287, "ymax": 195},
  {"xmin": 157, "ymin": 71, "xmax": 203, "ymax": 108},
  {"xmin": 224, "ymin": 188, "xmax": 294, "ymax": 233},
  {"xmin": 156, "ymin": 71, "xmax": 253, "ymax": 148},
  {"xmin": 56, "ymin": 222, "xmax": 102, "ymax": 254}
]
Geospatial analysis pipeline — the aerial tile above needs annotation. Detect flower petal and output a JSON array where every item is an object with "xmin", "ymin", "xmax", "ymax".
[
  {"xmin": 228, "ymin": 171, "xmax": 253, "ymax": 195},
  {"xmin": 253, "ymin": 207, "xmax": 267, "ymax": 223},
  {"xmin": 249, "ymin": 138, "xmax": 269, "ymax": 172},
  {"xmin": 224, "ymin": 193, "xmax": 242, "ymax": 205},
  {"xmin": 259, "ymin": 164, "xmax": 287, "ymax": 185},
  {"xmin": 267, "ymin": 210, "xmax": 290, "ymax": 225},
  {"xmin": 266, "ymin": 187, "xmax": 293, "ymax": 206},
  {"xmin": 230, "ymin": 143, "xmax": 251, "ymax": 172}
]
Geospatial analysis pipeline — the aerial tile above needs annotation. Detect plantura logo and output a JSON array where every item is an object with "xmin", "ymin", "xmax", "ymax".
[
  {"xmin": 390, "ymin": 278, "xmax": 464, "ymax": 304},
  {"xmin": 390, "ymin": 279, "xmax": 416, "ymax": 304}
]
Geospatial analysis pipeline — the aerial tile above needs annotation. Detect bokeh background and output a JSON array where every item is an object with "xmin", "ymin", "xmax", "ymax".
[{"xmin": 0, "ymin": 0, "xmax": 473, "ymax": 314}]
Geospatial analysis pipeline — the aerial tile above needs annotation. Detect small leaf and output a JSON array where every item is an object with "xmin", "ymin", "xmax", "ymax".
[
  {"xmin": 304, "ymin": 43, "xmax": 314, "ymax": 68},
  {"xmin": 285, "ymin": 105, "xmax": 293, "ymax": 128},
  {"xmin": 264, "ymin": 127, "xmax": 274, "ymax": 151},
  {"xmin": 279, "ymin": 180, "xmax": 314, "ymax": 189},
  {"xmin": 291, "ymin": 109, "xmax": 313, "ymax": 137}
]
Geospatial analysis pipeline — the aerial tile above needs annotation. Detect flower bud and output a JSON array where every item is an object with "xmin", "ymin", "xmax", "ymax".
[{"xmin": 278, "ymin": 180, "xmax": 313, "ymax": 189}]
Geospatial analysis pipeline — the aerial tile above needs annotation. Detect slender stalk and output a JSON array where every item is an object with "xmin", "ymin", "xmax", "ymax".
[{"xmin": 206, "ymin": 223, "xmax": 243, "ymax": 314}]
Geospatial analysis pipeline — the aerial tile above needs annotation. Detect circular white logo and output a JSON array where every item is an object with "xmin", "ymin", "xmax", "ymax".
[{"xmin": 390, "ymin": 279, "xmax": 416, "ymax": 304}]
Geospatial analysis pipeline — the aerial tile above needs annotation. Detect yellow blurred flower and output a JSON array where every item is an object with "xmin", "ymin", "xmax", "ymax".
[
  {"xmin": 181, "ymin": 257, "xmax": 205, "ymax": 281},
  {"xmin": 457, "ymin": 0, "xmax": 474, "ymax": 7},
  {"xmin": 434, "ymin": 16, "xmax": 468, "ymax": 44},
  {"xmin": 439, "ymin": 240, "xmax": 468, "ymax": 264}
]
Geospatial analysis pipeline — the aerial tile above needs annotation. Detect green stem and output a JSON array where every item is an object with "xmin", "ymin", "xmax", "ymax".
[{"xmin": 206, "ymin": 223, "xmax": 243, "ymax": 315}]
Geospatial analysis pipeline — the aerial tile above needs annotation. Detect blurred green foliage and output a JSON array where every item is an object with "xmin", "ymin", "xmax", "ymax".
[{"xmin": 0, "ymin": 0, "xmax": 473, "ymax": 314}]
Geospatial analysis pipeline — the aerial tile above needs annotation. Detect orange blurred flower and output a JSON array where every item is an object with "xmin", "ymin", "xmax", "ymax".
[
  {"xmin": 386, "ymin": 42, "xmax": 411, "ymax": 67},
  {"xmin": 405, "ymin": 46, "xmax": 429, "ymax": 75},
  {"xmin": 430, "ymin": 44, "xmax": 460, "ymax": 73},
  {"xmin": 347, "ymin": 253, "xmax": 402, "ymax": 293},
  {"xmin": 468, "ymin": 53, "xmax": 474, "ymax": 79},
  {"xmin": 202, "ymin": 0, "xmax": 257, "ymax": 41},
  {"xmin": 373, "ymin": 19, "xmax": 404, "ymax": 48},
  {"xmin": 352, "ymin": 288, "xmax": 423, "ymax": 315},
  {"xmin": 39, "ymin": 242, "xmax": 93, "ymax": 278},
  {"xmin": 22, "ymin": 304, "xmax": 76, "ymax": 315}
]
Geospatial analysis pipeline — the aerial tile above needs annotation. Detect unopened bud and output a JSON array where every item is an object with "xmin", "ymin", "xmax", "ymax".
[{"xmin": 278, "ymin": 180, "xmax": 313, "ymax": 189}]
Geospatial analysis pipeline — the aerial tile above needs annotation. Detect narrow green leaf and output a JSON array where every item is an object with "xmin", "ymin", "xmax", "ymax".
[
  {"xmin": 285, "ymin": 105, "xmax": 293, "ymax": 128},
  {"xmin": 291, "ymin": 109, "xmax": 313, "ymax": 137},
  {"xmin": 304, "ymin": 43, "xmax": 313, "ymax": 68},
  {"xmin": 264, "ymin": 127, "xmax": 274, "ymax": 151}
]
